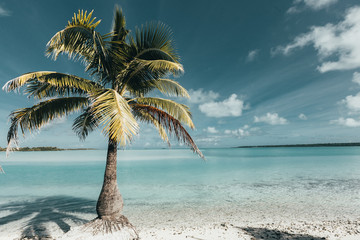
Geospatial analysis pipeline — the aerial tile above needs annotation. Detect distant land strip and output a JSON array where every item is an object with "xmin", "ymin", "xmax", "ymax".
[
  {"xmin": 235, "ymin": 143, "xmax": 360, "ymax": 148},
  {"xmin": 0, "ymin": 147, "xmax": 96, "ymax": 152}
]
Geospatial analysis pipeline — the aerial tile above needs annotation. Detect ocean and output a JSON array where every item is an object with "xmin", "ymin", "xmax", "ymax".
[
  {"xmin": 0, "ymin": 147, "xmax": 360, "ymax": 237},
  {"xmin": 1, "ymin": 147, "xmax": 360, "ymax": 206}
]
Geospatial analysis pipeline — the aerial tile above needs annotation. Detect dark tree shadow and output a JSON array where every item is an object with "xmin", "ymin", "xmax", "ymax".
[
  {"xmin": 0, "ymin": 196, "xmax": 96, "ymax": 239},
  {"xmin": 241, "ymin": 227, "xmax": 326, "ymax": 240}
]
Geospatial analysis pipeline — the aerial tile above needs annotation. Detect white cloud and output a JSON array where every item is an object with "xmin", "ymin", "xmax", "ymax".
[
  {"xmin": 301, "ymin": 0, "xmax": 337, "ymax": 10},
  {"xmin": 352, "ymin": 72, "xmax": 360, "ymax": 85},
  {"xmin": 224, "ymin": 125, "xmax": 259, "ymax": 138},
  {"xmin": 242, "ymin": 124, "xmax": 250, "ymax": 130},
  {"xmin": 199, "ymin": 94, "xmax": 246, "ymax": 118},
  {"xmin": 342, "ymin": 93, "xmax": 360, "ymax": 112},
  {"xmin": 331, "ymin": 117, "xmax": 360, "ymax": 127},
  {"xmin": 0, "ymin": 5, "xmax": 10, "ymax": 17},
  {"xmin": 196, "ymin": 136, "xmax": 220, "ymax": 144},
  {"xmin": 188, "ymin": 89, "xmax": 219, "ymax": 104},
  {"xmin": 204, "ymin": 127, "xmax": 218, "ymax": 134},
  {"xmin": 298, "ymin": 113, "xmax": 307, "ymax": 120},
  {"xmin": 246, "ymin": 49, "xmax": 259, "ymax": 62},
  {"xmin": 288, "ymin": 0, "xmax": 338, "ymax": 13},
  {"xmin": 225, "ymin": 128, "xmax": 250, "ymax": 138},
  {"xmin": 275, "ymin": 6, "xmax": 360, "ymax": 72},
  {"xmin": 287, "ymin": 6, "xmax": 301, "ymax": 14},
  {"xmin": 254, "ymin": 113, "xmax": 288, "ymax": 125},
  {"xmin": 42, "ymin": 117, "xmax": 67, "ymax": 130}
]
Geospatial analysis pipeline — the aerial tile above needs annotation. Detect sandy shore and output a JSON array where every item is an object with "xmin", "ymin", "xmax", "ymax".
[
  {"xmin": 0, "ymin": 201, "xmax": 359, "ymax": 240},
  {"xmin": 133, "ymin": 205, "xmax": 360, "ymax": 240}
]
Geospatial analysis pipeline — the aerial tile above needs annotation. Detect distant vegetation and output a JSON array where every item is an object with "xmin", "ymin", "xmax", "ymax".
[
  {"xmin": 236, "ymin": 143, "xmax": 360, "ymax": 148},
  {"xmin": 0, "ymin": 147, "xmax": 95, "ymax": 152}
]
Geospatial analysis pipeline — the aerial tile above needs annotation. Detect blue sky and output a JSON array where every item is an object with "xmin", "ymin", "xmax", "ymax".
[{"xmin": 1, "ymin": 0, "xmax": 360, "ymax": 149}]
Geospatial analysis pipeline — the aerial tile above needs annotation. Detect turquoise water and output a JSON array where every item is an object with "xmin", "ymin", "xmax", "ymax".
[{"xmin": 1, "ymin": 147, "xmax": 360, "ymax": 211}]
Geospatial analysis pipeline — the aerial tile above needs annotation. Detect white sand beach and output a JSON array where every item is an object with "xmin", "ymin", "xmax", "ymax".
[{"xmin": 1, "ymin": 201, "xmax": 359, "ymax": 240}]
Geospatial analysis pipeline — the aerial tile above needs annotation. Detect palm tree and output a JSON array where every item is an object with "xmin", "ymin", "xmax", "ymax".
[{"xmin": 2, "ymin": 7, "xmax": 203, "ymax": 237}]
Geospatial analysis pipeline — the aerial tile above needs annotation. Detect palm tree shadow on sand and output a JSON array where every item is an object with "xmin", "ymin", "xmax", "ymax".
[
  {"xmin": 241, "ymin": 227, "xmax": 326, "ymax": 240},
  {"xmin": 0, "ymin": 196, "xmax": 96, "ymax": 239}
]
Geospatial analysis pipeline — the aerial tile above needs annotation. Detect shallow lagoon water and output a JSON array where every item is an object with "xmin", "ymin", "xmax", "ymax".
[{"xmin": 1, "ymin": 147, "xmax": 360, "ymax": 212}]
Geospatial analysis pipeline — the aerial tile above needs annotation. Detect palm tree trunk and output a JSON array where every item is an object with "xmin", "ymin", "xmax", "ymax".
[{"xmin": 96, "ymin": 139, "xmax": 124, "ymax": 220}]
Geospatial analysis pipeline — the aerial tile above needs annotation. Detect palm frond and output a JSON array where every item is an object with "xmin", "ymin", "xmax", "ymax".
[
  {"xmin": 137, "ymin": 59, "xmax": 183, "ymax": 75},
  {"xmin": 117, "ymin": 58, "xmax": 183, "ymax": 96},
  {"xmin": 46, "ymin": 10, "xmax": 112, "ymax": 78},
  {"xmin": 68, "ymin": 10, "xmax": 101, "ymax": 29},
  {"xmin": 152, "ymin": 79, "xmax": 190, "ymax": 98},
  {"xmin": 46, "ymin": 10, "xmax": 100, "ymax": 61},
  {"xmin": 84, "ymin": 31, "xmax": 113, "ymax": 77},
  {"xmin": 46, "ymin": 25, "xmax": 94, "ymax": 61},
  {"xmin": 24, "ymin": 81, "xmax": 83, "ymax": 99},
  {"xmin": 130, "ymin": 22, "xmax": 180, "ymax": 62},
  {"xmin": 133, "ymin": 110, "xmax": 169, "ymax": 145},
  {"xmin": 90, "ymin": 89, "xmax": 138, "ymax": 145},
  {"xmin": 134, "ymin": 97, "xmax": 194, "ymax": 128},
  {"xmin": 104, "ymin": 6, "xmax": 130, "ymax": 83},
  {"xmin": 116, "ymin": 59, "xmax": 153, "ymax": 95},
  {"xmin": 6, "ymin": 97, "xmax": 89, "ymax": 154},
  {"xmin": 6, "ymin": 117, "xmax": 20, "ymax": 156},
  {"xmin": 132, "ymin": 104, "xmax": 204, "ymax": 159},
  {"xmin": 3, "ymin": 71, "xmax": 101, "ymax": 98},
  {"xmin": 111, "ymin": 6, "xmax": 129, "ymax": 43},
  {"xmin": 135, "ymin": 48, "xmax": 177, "ymax": 62},
  {"xmin": 72, "ymin": 107, "xmax": 99, "ymax": 140}
]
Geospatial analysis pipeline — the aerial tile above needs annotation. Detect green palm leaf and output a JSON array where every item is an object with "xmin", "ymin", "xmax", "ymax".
[
  {"xmin": 132, "ymin": 104, "xmax": 204, "ymax": 159},
  {"xmin": 152, "ymin": 79, "xmax": 190, "ymax": 98},
  {"xmin": 137, "ymin": 59, "xmax": 183, "ymax": 75},
  {"xmin": 24, "ymin": 81, "xmax": 84, "ymax": 99},
  {"xmin": 72, "ymin": 107, "xmax": 99, "ymax": 140},
  {"xmin": 130, "ymin": 22, "xmax": 180, "ymax": 62},
  {"xmin": 46, "ymin": 10, "xmax": 101, "ymax": 60},
  {"xmin": 3, "ymin": 71, "xmax": 101, "ymax": 98},
  {"xmin": 110, "ymin": 6, "xmax": 129, "ymax": 43},
  {"xmin": 6, "ymin": 97, "xmax": 89, "ymax": 154},
  {"xmin": 134, "ymin": 97, "xmax": 194, "ymax": 128},
  {"xmin": 91, "ymin": 89, "xmax": 138, "ymax": 145},
  {"xmin": 135, "ymin": 48, "xmax": 178, "ymax": 62},
  {"xmin": 46, "ymin": 10, "xmax": 113, "ymax": 78},
  {"xmin": 133, "ymin": 110, "xmax": 169, "ymax": 145},
  {"xmin": 117, "ymin": 59, "xmax": 159, "ymax": 96},
  {"xmin": 117, "ymin": 58, "xmax": 183, "ymax": 96},
  {"xmin": 68, "ymin": 10, "xmax": 101, "ymax": 29}
]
